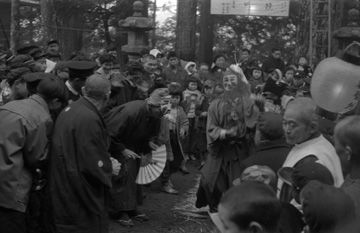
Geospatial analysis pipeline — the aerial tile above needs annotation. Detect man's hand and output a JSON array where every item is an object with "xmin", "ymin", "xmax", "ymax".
[
  {"xmin": 122, "ymin": 149, "xmax": 140, "ymax": 159},
  {"xmin": 226, "ymin": 127, "xmax": 238, "ymax": 138},
  {"xmin": 149, "ymin": 141, "xmax": 160, "ymax": 151},
  {"xmin": 110, "ymin": 157, "xmax": 121, "ymax": 175}
]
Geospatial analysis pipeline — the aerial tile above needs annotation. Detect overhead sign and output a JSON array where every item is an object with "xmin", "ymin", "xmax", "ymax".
[{"xmin": 211, "ymin": 0, "xmax": 290, "ymax": 17}]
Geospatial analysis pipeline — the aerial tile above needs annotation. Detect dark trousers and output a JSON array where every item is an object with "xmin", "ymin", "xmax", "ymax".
[
  {"xmin": 0, "ymin": 206, "xmax": 26, "ymax": 233},
  {"xmin": 184, "ymin": 118, "xmax": 196, "ymax": 155}
]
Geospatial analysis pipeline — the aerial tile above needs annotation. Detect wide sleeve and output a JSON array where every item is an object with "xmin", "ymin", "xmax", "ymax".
[
  {"xmin": 206, "ymin": 100, "xmax": 226, "ymax": 144},
  {"xmin": 76, "ymin": 116, "xmax": 112, "ymax": 188},
  {"xmin": 104, "ymin": 106, "xmax": 130, "ymax": 156},
  {"xmin": 23, "ymin": 118, "xmax": 52, "ymax": 169},
  {"xmin": 179, "ymin": 107, "xmax": 189, "ymax": 132}
]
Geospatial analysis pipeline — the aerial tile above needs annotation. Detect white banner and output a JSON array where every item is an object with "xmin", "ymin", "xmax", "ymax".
[{"xmin": 211, "ymin": 0, "xmax": 290, "ymax": 17}]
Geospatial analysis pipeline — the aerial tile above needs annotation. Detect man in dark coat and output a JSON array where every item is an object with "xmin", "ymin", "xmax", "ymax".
[
  {"xmin": 104, "ymin": 88, "xmax": 168, "ymax": 227},
  {"xmin": 49, "ymin": 75, "xmax": 120, "ymax": 233},
  {"xmin": 262, "ymin": 48, "xmax": 286, "ymax": 75},
  {"xmin": 63, "ymin": 61, "xmax": 97, "ymax": 104},
  {"xmin": 240, "ymin": 112, "xmax": 290, "ymax": 176}
]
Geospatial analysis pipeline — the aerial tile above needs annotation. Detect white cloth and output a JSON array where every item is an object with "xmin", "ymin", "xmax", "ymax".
[{"xmin": 277, "ymin": 135, "xmax": 344, "ymax": 197}]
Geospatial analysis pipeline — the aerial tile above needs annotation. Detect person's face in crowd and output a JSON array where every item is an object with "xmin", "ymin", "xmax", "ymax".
[
  {"xmin": 252, "ymin": 69, "xmax": 262, "ymax": 80},
  {"xmin": 334, "ymin": 132, "xmax": 352, "ymax": 176},
  {"xmin": 215, "ymin": 56, "xmax": 226, "ymax": 69},
  {"xmin": 299, "ymin": 57, "xmax": 307, "ymax": 66},
  {"xmin": 270, "ymin": 71, "xmax": 280, "ymax": 81},
  {"xmin": 199, "ymin": 64, "xmax": 209, "ymax": 74},
  {"xmin": 285, "ymin": 70, "xmax": 294, "ymax": 83},
  {"xmin": 170, "ymin": 95, "xmax": 181, "ymax": 107},
  {"xmin": 47, "ymin": 43, "xmax": 59, "ymax": 55},
  {"xmin": 33, "ymin": 58, "xmax": 47, "ymax": 72},
  {"xmin": 143, "ymin": 59, "xmax": 158, "ymax": 74},
  {"xmin": 283, "ymin": 106, "xmax": 314, "ymax": 145},
  {"xmin": 188, "ymin": 81, "xmax": 198, "ymax": 91},
  {"xmin": 148, "ymin": 104, "xmax": 163, "ymax": 118},
  {"xmin": 240, "ymin": 51, "xmax": 250, "ymax": 61},
  {"xmin": 169, "ymin": 57, "xmax": 179, "ymax": 67},
  {"xmin": 272, "ymin": 50, "xmax": 281, "ymax": 59},
  {"xmin": 188, "ymin": 64, "xmax": 197, "ymax": 74},
  {"xmin": 223, "ymin": 74, "xmax": 238, "ymax": 92},
  {"xmin": 102, "ymin": 62, "xmax": 113, "ymax": 74}
]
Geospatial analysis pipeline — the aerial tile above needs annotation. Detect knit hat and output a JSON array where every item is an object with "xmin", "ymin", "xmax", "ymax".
[{"xmin": 257, "ymin": 112, "xmax": 284, "ymax": 140}]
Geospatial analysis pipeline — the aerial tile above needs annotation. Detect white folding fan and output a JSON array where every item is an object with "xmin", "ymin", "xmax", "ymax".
[{"xmin": 136, "ymin": 145, "xmax": 167, "ymax": 185}]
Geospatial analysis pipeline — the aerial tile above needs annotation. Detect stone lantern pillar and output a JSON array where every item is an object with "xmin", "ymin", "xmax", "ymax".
[{"xmin": 119, "ymin": 1, "xmax": 155, "ymax": 62}]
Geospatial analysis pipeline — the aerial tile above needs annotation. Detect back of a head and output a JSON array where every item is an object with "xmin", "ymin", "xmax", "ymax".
[
  {"xmin": 220, "ymin": 181, "xmax": 281, "ymax": 232},
  {"xmin": 301, "ymin": 180, "xmax": 356, "ymax": 233},
  {"xmin": 36, "ymin": 74, "xmax": 67, "ymax": 102},
  {"xmin": 335, "ymin": 115, "xmax": 360, "ymax": 164},
  {"xmin": 84, "ymin": 74, "xmax": 111, "ymax": 101}
]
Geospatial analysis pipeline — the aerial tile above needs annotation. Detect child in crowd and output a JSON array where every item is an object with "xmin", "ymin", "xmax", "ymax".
[
  {"xmin": 162, "ymin": 83, "xmax": 190, "ymax": 190},
  {"xmin": 248, "ymin": 65, "xmax": 264, "ymax": 94},
  {"xmin": 182, "ymin": 77, "xmax": 202, "ymax": 161}
]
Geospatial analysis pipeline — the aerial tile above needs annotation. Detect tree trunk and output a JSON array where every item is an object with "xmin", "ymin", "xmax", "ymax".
[
  {"xmin": 10, "ymin": 0, "xmax": 20, "ymax": 53},
  {"xmin": 198, "ymin": 0, "xmax": 213, "ymax": 65},
  {"xmin": 175, "ymin": 0, "xmax": 197, "ymax": 61},
  {"xmin": 40, "ymin": 0, "xmax": 57, "ymax": 41}
]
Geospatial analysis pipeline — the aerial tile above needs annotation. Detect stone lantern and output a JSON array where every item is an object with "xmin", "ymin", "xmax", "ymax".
[
  {"xmin": 333, "ymin": 8, "xmax": 360, "ymax": 51},
  {"xmin": 119, "ymin": 1, "xmax": 155, "ymax": 62}
]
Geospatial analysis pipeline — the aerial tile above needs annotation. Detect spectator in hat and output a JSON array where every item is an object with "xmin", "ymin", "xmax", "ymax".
[
  {"xmin": 262, "ymin": 48, "xmax": 286, "ymax": 76},
  {"xmin": 239, "ymin": 112, "xmax": 290, "ymax": 180},
  {"xmin": 64, "ymin": 60, "xmax": 97, "ymax": 104},
  {"xmin": 215, "ymin": 182, "xmax": 282, "ymax": 233},
  {"xmin": 1, "ymin": 55, "xmax": 34, "ymax": 104},
  {"xmin": 334, "ymin": 116, "xmax": 360, "ymax": 217},
  {"xmin": 278, "ymin": 160, "xmax": 334, "ymax": 206},
  {"xmin": 95, "ymin": 54, "xmax": 116, "ymax": 79},
  {"xmin": 104, "ymin": 87, "xmax": 169, "ymax": 226},
  {"xmin": 163, "ymin": 51, "xmax": 187, "ymax": 85},
  {"xmin": 301, "ymin": 180, "xmax": 358, "ymax": 233},
  {"xmin": 278, "ymin": 97, "xmax": 344, "ymax": 201},
  {"xmin": 0, "ymin": 74, "xmax": 67, "ymax": 233},
  {"xmin": 45, "ymin": 40, "xmax": 61, "ymax": 62}
]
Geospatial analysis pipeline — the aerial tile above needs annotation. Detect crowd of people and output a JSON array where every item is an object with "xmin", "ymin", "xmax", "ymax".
[{"xmin": 0, "ymin": 39, "xmax": 359, "ymax": 233}]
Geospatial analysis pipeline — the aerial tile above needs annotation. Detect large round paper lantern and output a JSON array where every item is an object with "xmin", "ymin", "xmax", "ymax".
[{"xmin": 311, "ymin": 57, "xmax": 360, "ymax": 113}]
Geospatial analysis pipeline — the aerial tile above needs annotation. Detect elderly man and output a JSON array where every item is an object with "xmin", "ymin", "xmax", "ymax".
[
  {"xmin": 278, "ymin": 97, "xmax": 343, "ymax": 202},
  {"xmin": 0, "ymin": 74, "xmax": 66, "ymax": 233},
  {"xmin": 49, "ymin": 75, "xmax": 120, "ymax": 233},
  {"xmin": 195, "ymin": 66, "xmax": 259, "ymax": 212},
  {"xmin": 104, "ymin": 88, "xmax": 168, "ymax": 227}
]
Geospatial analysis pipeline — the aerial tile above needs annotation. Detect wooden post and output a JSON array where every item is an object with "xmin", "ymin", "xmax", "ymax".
[
  {"xmin": 198, "ymin": 0, "xmax": 214, "ymax": 65},
  {"xmin": 175, "ymin": 0, "xmax": 197, "ymax": 61},
  {"xmin": 10, "ymin": 0, "xmax": 20, "ymax": 54}
]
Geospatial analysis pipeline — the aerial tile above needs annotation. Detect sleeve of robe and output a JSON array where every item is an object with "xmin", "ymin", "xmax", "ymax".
[
  {"xmin": 105, "ymin": 106, "xmax": 131, "ymax": 157},
  {"xmin": 207, "ymin": 100, "xmax": 225, "ymax": 145},
  {"xmin": 77, "ymin": 115, "xmax": 112, "ymax": 188}
]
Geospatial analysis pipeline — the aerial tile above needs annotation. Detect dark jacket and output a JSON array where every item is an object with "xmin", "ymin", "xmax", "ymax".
[
  {"xmin": 49, "ymin": 97, "xmax": 112, "ymax": 233},
  {"xmin": 0, "ymin": 95, "xmax": 52, "ymax": 213},
  {"xmin": 262, "ymin": 57, "xmax": 286, "ymax": 74},
  {"xmin": 240, "ymin": 139, "xmax": 290, "ymax": 175}
]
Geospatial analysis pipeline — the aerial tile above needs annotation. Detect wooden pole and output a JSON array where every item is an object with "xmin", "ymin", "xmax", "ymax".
[
  {"xmin": 10, "ymin": 0, "xmax": 21, "ymax": 54},
  {"xmin": 198, "ymin": 0, "xmax": 214, "ymax": 65},
  {"xmin": 309, "ymin": 0, "xmax": 313, "ymax": 66}
]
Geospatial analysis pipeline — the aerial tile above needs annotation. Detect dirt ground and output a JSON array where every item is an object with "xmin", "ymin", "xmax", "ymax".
[{"xmin": 109, "ymin": 161, "xmax": 220, "ymax": 233}]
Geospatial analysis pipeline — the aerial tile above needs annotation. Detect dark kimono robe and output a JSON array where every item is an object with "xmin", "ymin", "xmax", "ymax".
[
  {"xmin": 196, "ymin": 92, "xmax": 258, "ymax": 210},
  {"xmin": 104, "ymin": 100, "xmax": 161, "ymax": 212},
  {"xmin": 49, "ymin": 97, "xmax": 112, "ymax": 233}
]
